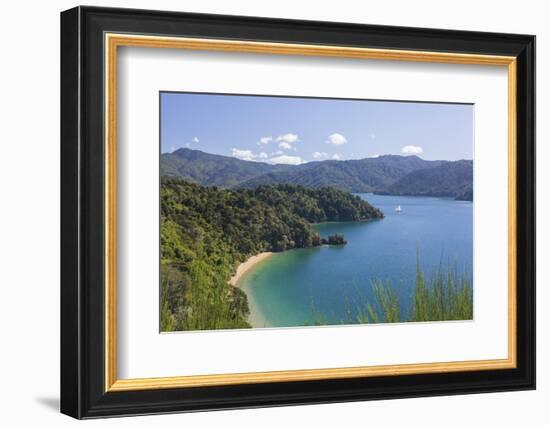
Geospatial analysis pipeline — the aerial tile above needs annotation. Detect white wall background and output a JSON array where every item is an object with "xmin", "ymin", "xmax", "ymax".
[{"xmin": 0, "ymin": 0, "xmax": 545, "ymax": 423}]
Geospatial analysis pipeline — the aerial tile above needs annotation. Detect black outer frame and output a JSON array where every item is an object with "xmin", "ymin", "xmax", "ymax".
[{"xmin": 60, "ymin": 5, "xmax": 536, "ymax": 419}]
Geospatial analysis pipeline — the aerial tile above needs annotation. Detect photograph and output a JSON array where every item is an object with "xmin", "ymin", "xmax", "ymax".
[
  {"xmin": 57, "ymin": 4, "xmax": 535, "ymax": 419},
  {"xmin": 159, "ymin": 92, "xmax": 474, "ymax": 331}
]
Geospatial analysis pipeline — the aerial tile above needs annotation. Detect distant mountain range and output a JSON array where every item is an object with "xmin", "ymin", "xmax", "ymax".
[
  {"xmin": 161, "ymin": 148, "xmax": 473, "ymax": 201},
  {"xmin": 376, "ymin": 160, "xmax": 473, "ymax": 200}
]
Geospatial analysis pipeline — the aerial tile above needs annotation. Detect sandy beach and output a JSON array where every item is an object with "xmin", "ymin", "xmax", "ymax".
[{"xmin": 229, "ymin": 252, "xmax": 273, "ymax": 287}]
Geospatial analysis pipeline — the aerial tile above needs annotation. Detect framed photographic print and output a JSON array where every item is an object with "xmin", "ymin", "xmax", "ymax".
[{"xmin": 60, "ymin": 6, "xmax": 535, "ymax": 419}]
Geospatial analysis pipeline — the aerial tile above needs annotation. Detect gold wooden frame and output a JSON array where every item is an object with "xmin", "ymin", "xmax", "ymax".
[{"xmin": 104, "ymin": 33, "xmax": 517, "ymax": 392}]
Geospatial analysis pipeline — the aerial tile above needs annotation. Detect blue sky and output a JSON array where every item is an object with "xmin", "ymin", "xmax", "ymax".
[{"xmin": 160, "ymin": 92, "xmax": 473, "ymax": 164}]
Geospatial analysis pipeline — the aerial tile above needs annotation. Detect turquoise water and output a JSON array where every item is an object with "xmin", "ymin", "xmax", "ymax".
[{"xmin": 240, "ymin": 194, "xmax": 473, "ymax": 328}]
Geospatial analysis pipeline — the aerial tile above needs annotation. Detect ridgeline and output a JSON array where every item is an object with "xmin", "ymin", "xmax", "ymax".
[{"xmin": 161, "ymin": 148, "xmax": 473, "ymax": 200}]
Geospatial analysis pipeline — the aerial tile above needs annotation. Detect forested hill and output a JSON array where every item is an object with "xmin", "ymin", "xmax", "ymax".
[
  {"xmin": 160, "ymin": 148, "xmax": 292, "ymax": 187},
  {"xmin": 375, "ymin": 160, "xmax": 473, "ymax": 201},
  {"xmin": 160, "ymin": 177, "xmax": 383, "ymax": 332},
  {"xmin": 161, "ymin": 148, "xmax": 472, "ymax": 199},
  {"xmin": 237, "ymin": 155, "xmax": 445, "ymax": 192}
]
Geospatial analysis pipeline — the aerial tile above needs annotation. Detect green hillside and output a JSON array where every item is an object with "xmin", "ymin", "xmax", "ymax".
[
  {"xmin": 160, "ymin": 148, "xmax": 473, "ymax": 200},
  {"xmin": 238, "ymin": 155, "xmax": 445, "ymax": 192},
  {"xmin": 161, "ymin": 177, "xmax": 383, "ymax": 331},
  {"xmin": 376, "ymin": 160, "xmax": 473, "ymax": 200},
  {"xmin": 161, "ymin": 148, "xmax": 291, "ymax": 187}
]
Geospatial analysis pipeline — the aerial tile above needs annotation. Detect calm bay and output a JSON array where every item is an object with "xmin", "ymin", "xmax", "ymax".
[{"xmin": 239, "ymin": 194, "xmax": 473, "ymax": 327}]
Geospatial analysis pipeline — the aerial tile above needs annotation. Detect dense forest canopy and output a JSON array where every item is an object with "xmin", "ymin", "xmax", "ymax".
[{"xmin": 161, "ymin": 177, "xmax": 383, "ymax": 331}]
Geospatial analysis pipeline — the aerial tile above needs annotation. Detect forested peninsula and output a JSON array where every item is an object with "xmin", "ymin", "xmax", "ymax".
[{"xmin": 160, "ymin": 177, "xmax": 383, "ymax": 331}]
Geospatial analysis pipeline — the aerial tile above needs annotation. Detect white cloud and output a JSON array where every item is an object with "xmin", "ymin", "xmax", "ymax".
[
  {"xmin": 312, "ymin": 151, "xmax": 329, "ymax": 159},
  {"xmin": 259, "ymin": 136, "xmax": 272, "ymax": 145},
  {"xmin": 326, "ymin": 133, "xmax": 348, "ymax": 145},
  {"xmin": 231, "ymin": 148, "xmax": 256, "ymax": 161},
  {"xmin": 332, "ymin": 154, "xmax": 342, "ymax": 160},
  {"xmin": 185, "ymin": 143, "xmax": 191, "ymax": 148},
  {"xmin": 271, "ymin": 150, "xmax": 284, "ymax": 156},
  {"xmin": 193, "ymin": 137, "xmax": 199, "ymax": 143},
  {"xmin": 401, "ymin": 145, "xmax": 423, "ymax": 155},
  {"xmin": 278, "ymin": 141, "xmax": 295, "ymax": 150},
  {"xmin": 369, "ymin": 154, "xmax": 380, "ymax": 158},
  {"xmin": 258, "ymin": 152, "xmax": 268, "ymax": 159},
  {"xmin": 268, "ymin": 155, "xmax": 305, "ymax": 165},
  {"xmin": 276, "ymin": 133, "xmax": 299, "ymax": 144}
]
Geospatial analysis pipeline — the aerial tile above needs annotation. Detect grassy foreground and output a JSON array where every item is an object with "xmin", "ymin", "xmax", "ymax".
[
  {"xmin": 310, "ymin": 261, "xmax": 473, "ymax": 326},
  {"xmin": 362, "ymin": 264, "xmax": 472, "ymax": 324}
]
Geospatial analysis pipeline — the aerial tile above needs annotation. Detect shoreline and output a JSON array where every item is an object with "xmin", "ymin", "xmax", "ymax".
[{"xmin": 229, "ymin": 252, "xmax": 273, "ymax": 287}]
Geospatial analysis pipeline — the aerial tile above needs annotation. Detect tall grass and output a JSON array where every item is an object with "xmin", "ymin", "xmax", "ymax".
[
  {"xmin": 358, "ymin": 279, "xmax": 402, "ymax": 323},
  {"xmin": 410, "ymin": 263, "xmax": 473, "ymax": 322},
  {"xmin": 359, "ymin": 260, "xmax": 472, "ymax": 324},
  {"xmin": 308, "ymin": 258, "xmax": 472, "ymax": 326}
]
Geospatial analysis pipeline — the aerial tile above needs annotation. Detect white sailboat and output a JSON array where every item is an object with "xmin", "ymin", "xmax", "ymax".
[{"xmin": 395, "ymin": 205, "xmax": 402, "ymax": 213}]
